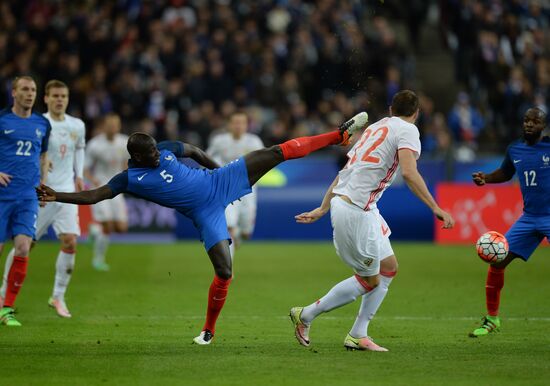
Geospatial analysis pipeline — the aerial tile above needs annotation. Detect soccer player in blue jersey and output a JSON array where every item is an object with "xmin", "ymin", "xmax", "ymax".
[
  {"xmin": 36, "ymin": 112, "xmax": 369, "ymax": 344},
  {"xmin": 469, "ymin": 107, "xmax": 549, "ymax": 337},
  {"xmin": 0, "ymin": 76, "xmax": 51, "ymax": 326}
]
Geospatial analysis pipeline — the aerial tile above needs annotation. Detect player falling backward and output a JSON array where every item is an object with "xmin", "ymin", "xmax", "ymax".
[
  {"xmin": 207, "ymin": 112, "xmax": 264, "ymax": 256},
  {"xmin": 1, "ymin": 80, "xmax": 85, "ymax": 319},
  {"xmin": 0, "ymin": 76, "xmax": 50, "ymax": 327},
  {"xmin": 36, "ymin": 112, "xmax": 368, "ymax": 344},
  {"xmin": 469, "ymin": 107, "xmax": 550, "ymax": 337},
  {"xmin": 291, "ymin": 90, "xmax": 455, "ymax": 351}
]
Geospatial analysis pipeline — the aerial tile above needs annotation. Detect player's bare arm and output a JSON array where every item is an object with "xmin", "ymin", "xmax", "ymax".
[
  {"xmin": 183, "ymin": 143, "xmax": 220, "ymax": 170},
  {"xmin": 36, "ymin": 184, "xmax": 114, "ymax": 205},
  {"xmin": 295, "ymin": 175, "xmax": 340, "ymax": 224},
  {"xmin": 398, "ymin": 149, "xmax": 454, "ymax": 229},
  {"xmin": 40, "ymin": 152, "xmax": 49, "ymax": 184},
  {"xmin": 0, "ymin": 171, "xmax": 12, "ymax": 187},
  {"xmin": 472, "ymin": 169, "xmax": 513, "ymax": 186}
]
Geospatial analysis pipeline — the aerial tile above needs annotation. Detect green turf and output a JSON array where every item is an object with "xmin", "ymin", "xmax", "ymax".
[{"xmin": 1, "ymin": 241, "xmax": 549, "ymax": 385}]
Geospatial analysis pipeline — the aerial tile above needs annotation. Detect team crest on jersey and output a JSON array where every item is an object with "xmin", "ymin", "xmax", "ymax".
[
  {"xmin": 70, "ymin": 132, "xmax": 78, "ymax": 142},
  {"xmin": 363, "ymin": 257, "xmax": 374, "ymax": 267},
  {"xmin": 543, "ymin": 154, "xmax": 549, "ymax": 167},
  {"xmin": 36, "ymin": 128, "xmax": 42, "ymax": 138},
  {"xmin": 165, "ymin": 155, "xmax": 173, "ymax": 161}
]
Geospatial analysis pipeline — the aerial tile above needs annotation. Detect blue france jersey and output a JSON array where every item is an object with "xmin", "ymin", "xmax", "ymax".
[
  {"xmin": 0, "ymin": 108, "xmax": 51, "ymax": 200},
  {"xmin": 108, "ymin": 147, "xmax": 218, "ymax": 216},
  {"xmin": 500, "ymin": 137, "xmax": 550, "ymax": 215}
]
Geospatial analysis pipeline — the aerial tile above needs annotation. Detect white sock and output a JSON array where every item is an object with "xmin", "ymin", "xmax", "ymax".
[
  {"xmin": 0, "ymin": 248, "xmax": 15, "ymax": 299},
  {"xmin": 349, "ymin": 275, "xmax": 394, "ymax": 338},
  {"xmin": 53, "ymin": 250, "xmax": 76, "ymax": 300},
  {"xmin": 93, "ymin": 233, "xmax": 110, "ymax": 265},
  {"xmin": 300, "ymin": 276, "xmax": 368, "ymax": 324}
]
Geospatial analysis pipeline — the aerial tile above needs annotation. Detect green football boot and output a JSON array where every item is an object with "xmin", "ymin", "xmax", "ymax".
[
  {"xmin": 469, "ymin": 315, "xmax": 500, "ymax": 337},
  {"xmin": 0, "ymin": 307, "xmax": 22, "ymax": 327}
]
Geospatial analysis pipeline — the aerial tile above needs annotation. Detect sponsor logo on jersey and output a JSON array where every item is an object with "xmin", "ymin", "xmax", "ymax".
[
  {"xmin": 4, "ymin": 129, "xmax": 15, "ymax": 134},
  {"xmin": 165, "ymin": 155, "xmax": 173, "ymax": 161},
  {"xmin": 137, "ymin": 173, "xmax": 148, "ymax": 181}
]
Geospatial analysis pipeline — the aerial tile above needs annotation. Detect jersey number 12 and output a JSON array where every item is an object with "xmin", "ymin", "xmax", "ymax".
[{"xmin": 524, "ymin": 170, "xmax": 537, "ymax": 186}]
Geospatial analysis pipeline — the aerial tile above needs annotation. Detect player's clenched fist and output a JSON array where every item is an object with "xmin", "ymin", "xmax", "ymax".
[
  {"xmin": 36, "ymin": 184, "xmax": 56, "ymax": 202},
  {"xmin": 472, "ymin": 171, "xmax": 486, "ymax": 186}
]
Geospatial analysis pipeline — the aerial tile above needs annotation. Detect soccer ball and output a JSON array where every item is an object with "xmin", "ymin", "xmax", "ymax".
[{"xmin": 476, "ymin": 231, "xmax": 509, "ymax": 264}]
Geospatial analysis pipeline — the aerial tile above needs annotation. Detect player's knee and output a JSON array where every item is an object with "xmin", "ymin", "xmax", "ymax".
[
  {"xmin": 359, "ymin": 274, "xmax": 380, "ymax": 289},
  {"xmin": 14, "ymin": 244, "xmax": 31, "ymax": 256},
  {"xmin": 216, "ymin": 266, "xmax": 233, "ymax": 280},
  {"xmin": 61, "ymin": 235, "xmax": 77, "ymax": 253},
  {"xmin": 269, "ymin": 145, "xmax": 284, "ymax": 158}
]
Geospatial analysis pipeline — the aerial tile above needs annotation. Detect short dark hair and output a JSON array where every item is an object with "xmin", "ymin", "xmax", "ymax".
[
  {"xmin": 127, "ymin": 132, "xmax": 154, "ymax": 157},
  {"xmin": 391, "ymin": 90, "xmax": 419, "ymax": 117}
]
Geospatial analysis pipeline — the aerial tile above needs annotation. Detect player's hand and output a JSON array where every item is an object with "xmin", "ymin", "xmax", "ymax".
[
  {"xmin": 0, "ymin": 172, "xmax": 12, "ymax": 187},
  {"xmin": 75, "ymin": 177, "xmax": 85, "ymax": 192},
  {"xmin": 472, "ymin": 171, "xmax": 486, "ymax": 186},
  {"xmin": 433, "ymin": 207, "xmax": 455, "ymax": 229},
  {"xmin": 295, "ymin": 207, "xmax": 327, "ymax": 224},
  {"xmin": 36, "ymin": 184, "xmax": 57, "ymax": 202}
]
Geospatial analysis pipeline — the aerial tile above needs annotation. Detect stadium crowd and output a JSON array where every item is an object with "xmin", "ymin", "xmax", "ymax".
[
  {"xmin": 441, "ymin": 0, "xmax": 549, "ymax": 152},
  {"xmin": 0, "ymin": 0, "xmax": 547, "ymax": 157}
]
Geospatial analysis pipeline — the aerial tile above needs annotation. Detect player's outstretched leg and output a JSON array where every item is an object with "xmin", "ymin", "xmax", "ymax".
[
  {"xmin": 469, "ymin": 253, "xmax": 518, "ymax": 337},
  {"xmin": 245, "ymin": 112, "xmax": 368, "ymax": 186},
  {"xmin": 194, "ymin": 240, "xmax": 233, "ymax": 345},
  {"xmin": 290, "ymin": 275, "xmax": 376, "ymax": 347}
]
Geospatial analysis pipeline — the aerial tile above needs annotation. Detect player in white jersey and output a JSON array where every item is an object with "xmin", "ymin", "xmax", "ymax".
[
  {"xmin": 207, "ymin": 112, "xmax": 264, "ymax": 255},
  {"xmin": 84, "ymin": 113, "xmax": 129, "ymax": 271},
  {"xmin": 1, "ymin": 80, "xmax": 85, "ymax": 318},
  {"xmin": 290, "ymin": 90, "xmax": 455, "ymax": 351}
]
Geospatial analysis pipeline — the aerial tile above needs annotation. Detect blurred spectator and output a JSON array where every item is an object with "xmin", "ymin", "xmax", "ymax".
[{"xmin": 447, "ymin": 91, "xmax": 484, "ymax": 145}]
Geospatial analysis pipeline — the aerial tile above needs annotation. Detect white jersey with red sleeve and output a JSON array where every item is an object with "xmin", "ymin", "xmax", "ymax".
[{"xmin": 333, "ymin": 116, "xmax": 421, "ymax": 211}]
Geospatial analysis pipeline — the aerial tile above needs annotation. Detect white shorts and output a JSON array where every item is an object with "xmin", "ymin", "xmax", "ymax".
[
  {"xmin": 225, "ymin": 193, "xmax": 257, "ymax": 236},
  {"xmin": 92, "ymin": 195, "xmax": 128, "ymax": 223},
  {"xmin": 330, "ymin": 196, "xmax": 394, "ymax": 277},
  {"xmin": 35, "ymin": 201, "xmax": 80, "ymax": 239}
]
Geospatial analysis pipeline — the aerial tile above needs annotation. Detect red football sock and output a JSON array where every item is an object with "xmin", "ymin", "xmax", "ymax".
[
  {"xmin": 486, "ymin": 265, "xmax": 505, "ymax": 316},
  {"xmin": 279, "ymin": 131, "xmax": 342, "ymax": 160},
  {"xmin": 4, "ymin": 256, "xmax": 29, "ymax": 308},
  {"xmin": 202, "ymin": 275, "xmax": 232, "ymax": 334}
]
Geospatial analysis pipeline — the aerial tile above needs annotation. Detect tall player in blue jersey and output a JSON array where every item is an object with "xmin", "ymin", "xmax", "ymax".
[
  {"xmin": 469, "ymin": 107, "xmax": 549, "ymax": 337},
  {"xmin": 37, "ymin": 112, "xmax": 369, "ymax": 344},
  {"xmin": 0, "ymin": 76, "xmax": 51, "ymax": 326}
]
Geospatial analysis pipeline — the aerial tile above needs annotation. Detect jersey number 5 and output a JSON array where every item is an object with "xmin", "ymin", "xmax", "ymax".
[
  {"xmin": 349, "ymin": 126, "xmax": 388, "ymax": 165},
  {"xmin": 16, "ymin": 140, "xmax": 32, "ymax": 156},
  {"xmin": 160, "ymin": 169, "xmax": 173, "ymax": 183}
]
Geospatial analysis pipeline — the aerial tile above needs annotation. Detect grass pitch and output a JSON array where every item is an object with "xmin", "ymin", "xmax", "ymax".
[{"xmin": 0, "ymin": 241, "xmax": 549, "ymax": 385}]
